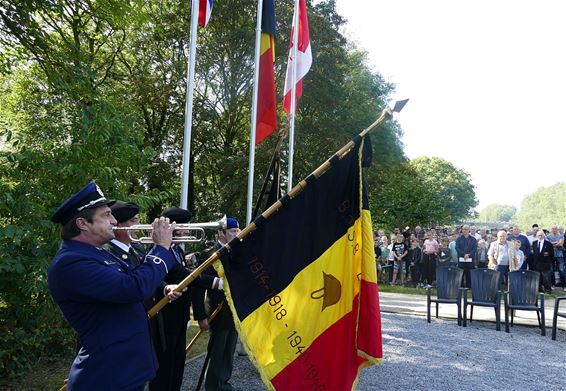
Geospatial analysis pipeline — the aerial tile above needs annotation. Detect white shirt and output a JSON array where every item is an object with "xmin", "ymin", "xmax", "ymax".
[{"xmin": 110, "ymin": 239, "xmax": 130, "ymax": 253}]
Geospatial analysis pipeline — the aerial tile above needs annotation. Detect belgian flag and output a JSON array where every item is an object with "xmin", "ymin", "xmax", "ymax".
[
  {"xmin": 217, "ymin": 136, "xmax": 382, "ymax": 390},
  {"xmin": 255, "ymin": 0, "xmax": 277, "ymax": 144}
]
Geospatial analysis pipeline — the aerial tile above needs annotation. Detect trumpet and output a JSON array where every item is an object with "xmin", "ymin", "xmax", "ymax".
[{"xmin": 113, "ymin": 215, "xmax": 227, "ymax": 244}]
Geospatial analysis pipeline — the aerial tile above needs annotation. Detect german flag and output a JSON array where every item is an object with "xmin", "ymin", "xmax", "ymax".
[
  {"xmin": 217, "ymin": 137, "xmax": 382, "ymax": 390},
  {"xmin": 255, "ymin": 0, "xmax": 277, "ymax": 144}
]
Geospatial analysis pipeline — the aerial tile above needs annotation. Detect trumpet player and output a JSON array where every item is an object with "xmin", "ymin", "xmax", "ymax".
[
  {"xmin": 105, "ymin": 200, "xmax": 145, "ymax": 266},
  {"xmin": 48, "ymin": 182, "xmax": 178, "ymax": 391},
  {"xmin": 150, "ymin": 207, "xmax": 223, "ymax": 391}
]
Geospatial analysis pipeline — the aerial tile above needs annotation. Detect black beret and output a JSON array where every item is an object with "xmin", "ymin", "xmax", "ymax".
[
  {"xmin": 51, "ymin": 182, "xmax": 115, "ymax": 225},
  {"xmin": 110, "ymin": 200, "xmax": 140, "ymax": 223},
  {"xmin": 161, "ymin": 207, "xmax": 192, "ymax": 224}
]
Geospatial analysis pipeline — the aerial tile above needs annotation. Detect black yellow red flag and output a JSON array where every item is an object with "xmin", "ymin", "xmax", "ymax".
[
  {"xmin": 216, "ymin": 137, "xmax": 382, "ymax": 390},
  {"xmin": 255, "ymin": 0, "xmax": 277, "ymax": 144}
]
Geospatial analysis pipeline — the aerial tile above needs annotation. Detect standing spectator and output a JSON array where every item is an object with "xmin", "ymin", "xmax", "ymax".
[
  {"xmin": 422, "ymin": 231, "xmax": 439, "ymax": 286},
  {"xmin": 487, "ymin": 230, "xmax": 515, "ymax": 288},
  {"xmin": 408, "ymin": 238, "xmax": 423, "ymax": 287},
  {"xmin": 533, "ymin": 230, "xmax": 554, "ymax": 292},
  {"xmin": 470, "ymin": 225, "xmax": 482, "ymax": 241},
  {"xmin": 527, "ymin": 224, "xmax": 540, "ymax": 245},
  {"xmin": 387, "ymin": 235, "xmax": 396, "ymax": 283},
  {"xmin": 437, "ymin": 237, "xmax": 451, "ymax": 267},
  {"xmin": 546, "ymin": 225, "xmax": 565, "ymax": 289},
  {"xmin": 456, "ymin": 225, "xmax": 477, "ymax": 288},
  {"xmin": 374, "ymin": 231, "xmax": 380, "ymax": 259},
  {"xmin": 526, "ymin": 224, "xmax": 540, "ymax": 270},
  {"xmin": 377, "ymin": 236, "xmax": 390, "ymax": 284},
  {"xmin": 448, "ymin": 233, "xmax": 458, "ymax": 266},
  {"xmin": 392, "ymin": 233, "xmax": 408, "ymax": 285},
  {"xmin": 478, "ymin": 227, "xmax": 488, "ymax": 241},
  {"xmin": 507, "ymin": 225, "xmax": 531, "ymax": 270},
  {"xmin": 510, "ymin": 239, "xmax": 525, "ymax": 271},
  {"xmin": 476, "ymin": 240, "xmax": 488, "ymax": 268},
  {"xmin": 414, "ymin": 226, "xmax": 425, "ymax": 241}
]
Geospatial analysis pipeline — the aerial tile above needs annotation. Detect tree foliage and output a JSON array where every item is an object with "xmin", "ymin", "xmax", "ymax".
[
  {"xmin": 514, "ymin": 183, "xmax": 566, "ymax": 229},
  {"xmin": 371, "ymin": 157, "xmax": 477, "ymax": 229},
  {"xmin": 0, "ymin": 0, "xmax": 475, "ymax": 382},
  {"xmin": 370, "ymin": 162, "xmax": 443, "ymax": 229},
  {"xmin": 479, "ymin": 203, "xmax": 517, "ymax": 222},
  {"xmin": 409, "ymin": 157, "xmax": 477, "ymax": 223}
]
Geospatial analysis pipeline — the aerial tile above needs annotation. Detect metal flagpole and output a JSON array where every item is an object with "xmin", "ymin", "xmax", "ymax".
[
  {"xmin": 287, "ymin": 0, "xmax": 300, "ymax": 192},
  {"xmin": 148, "ymin": 100, "xmax": 408, "ymax": 318},
  {"xmin": 246, "ymin": 0, "xmax": 265, "ymax": 224},
  {"xmin": 180, "ymin": 0, "xmax": 201, "ymax": 209}
]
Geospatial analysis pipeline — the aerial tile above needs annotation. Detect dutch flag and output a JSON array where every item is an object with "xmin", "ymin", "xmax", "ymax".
[{"xmin": 198, "ymin": 0, "xmax": 213, "ymax": 28}]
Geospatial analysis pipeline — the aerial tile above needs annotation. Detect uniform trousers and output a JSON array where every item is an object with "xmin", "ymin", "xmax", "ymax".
[{"xmin": 205, "ymin": 308, "xmax": 238, "ymax": 391}]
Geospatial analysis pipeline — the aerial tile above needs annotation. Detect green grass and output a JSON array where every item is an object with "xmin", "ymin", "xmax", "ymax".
[{"xmin": 378, "ymin": 283, "xmax": 427, "ymax": 295}]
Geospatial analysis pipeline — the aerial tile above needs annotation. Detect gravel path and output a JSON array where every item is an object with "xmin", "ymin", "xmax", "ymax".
[{"xmin": 182, "ymin": 312, "xmax": 566, "ymax": 390}]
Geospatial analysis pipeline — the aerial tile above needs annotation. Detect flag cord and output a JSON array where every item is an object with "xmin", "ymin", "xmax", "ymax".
[{"xmin": 147, "ymin": 107, "xmax": 393, "ymax": 318}]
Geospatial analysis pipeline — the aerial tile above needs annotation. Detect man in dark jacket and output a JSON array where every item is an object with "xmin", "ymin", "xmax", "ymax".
[
  {"xmin": 533, "ymin": 230, "xmax": 554, "ymax": 292},
  {"xmin": 104, "ymin": 200, "xmax": 145, "ymax": 266},
  {"xmin": 193, "ymin": 217, "xmax": 241, "ymax": 391},
  {"xmin": 456, "ymin": 225, "xmax": 477, "ymax": 288},
  {"xmin": 48, "ymin": 182, "xmax": 177, "ymax": 391},
  {"xmin": 150, "ymin": 208, "xmax": 222, "ymax": 391}
]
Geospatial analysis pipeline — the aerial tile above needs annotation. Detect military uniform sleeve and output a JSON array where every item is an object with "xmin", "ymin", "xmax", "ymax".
[
  {"xmin": 55, "ymin": 245, "xmax": 175, "ymax": 304},
  {"xmin": 191, "ymin": 249, "xmax": 219, "ymax": 320}
]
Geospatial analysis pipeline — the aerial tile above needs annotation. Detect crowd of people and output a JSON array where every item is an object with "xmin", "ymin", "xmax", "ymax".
[
  {"xmin": 48, "ymin": 182, "xmax": 239, "ymax": 391},
  {"xmin": 374, "ymin": 223, "xmax": 566, "ymax": 293}
]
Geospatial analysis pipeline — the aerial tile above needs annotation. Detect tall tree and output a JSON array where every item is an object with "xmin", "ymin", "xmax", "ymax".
[
  {"xmin": 409, "ymin": 157, "xmax": 477, "ymax": 223},
  {"xmin": 479, "ymin": 204, "xmax": 517, "ymax": 222},
  {"xmin": 514, "ymin": 183, "xmax": 566, "ymax": 229}
]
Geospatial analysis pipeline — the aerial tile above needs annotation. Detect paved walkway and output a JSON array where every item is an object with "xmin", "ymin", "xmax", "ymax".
[
  {"xmin": 182, "ymin": 291, "xmax": 566, "ymax": 391},
  {"xmin": 379, "ymin": 291, "xmax": 566, "ymax": 330}
]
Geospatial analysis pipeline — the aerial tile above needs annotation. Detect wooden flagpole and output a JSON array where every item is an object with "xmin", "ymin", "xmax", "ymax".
[
  {"xmin": 148, "ymin": 102, "xmax": 407, "ymax": 318},
  {"xmin": 185, "ymin": 303, "xmax": 224, "ymax": 352}
]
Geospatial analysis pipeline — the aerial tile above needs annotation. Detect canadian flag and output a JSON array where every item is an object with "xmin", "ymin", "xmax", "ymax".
[{"xmin": 282, "ymin": 0, "xmax": 312, "ymax": 114}]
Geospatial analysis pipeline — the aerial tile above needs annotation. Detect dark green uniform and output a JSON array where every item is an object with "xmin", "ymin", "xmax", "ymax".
[{"xmin": 193, "ymin": 243, "xmax": 238, "ymax": 391}]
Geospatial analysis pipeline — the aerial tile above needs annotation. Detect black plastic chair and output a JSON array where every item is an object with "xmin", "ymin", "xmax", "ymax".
[
  {"xmin": 504, "ymin": 270, "xmax": 545, "ymax": 336},
  {"xmin": 551, "ymin": 296, "xmax": 566, "ymax": 340},
  {"xmin": 427, "ymin": 266, "xmax": 464, "ymax": 325},
  {"xmin": 462, "ymin": 269, "xmax": 502, "ymax": 330}
]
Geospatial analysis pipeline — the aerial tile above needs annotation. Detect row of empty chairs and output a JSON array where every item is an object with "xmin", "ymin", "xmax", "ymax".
[{"xmin": 426, "ymin": 267, "xmax": 565, "ymax": 340}]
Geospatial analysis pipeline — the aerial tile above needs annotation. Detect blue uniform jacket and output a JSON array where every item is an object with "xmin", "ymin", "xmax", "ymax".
[{"xmin": 48, "ymin": 240, "xmax": 176, "ymax": 390}]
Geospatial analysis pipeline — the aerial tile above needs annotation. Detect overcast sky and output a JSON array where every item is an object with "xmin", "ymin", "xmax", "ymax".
[{"xmin": 333, "ymin": 0, "xmax": 566, "ymax": 211}]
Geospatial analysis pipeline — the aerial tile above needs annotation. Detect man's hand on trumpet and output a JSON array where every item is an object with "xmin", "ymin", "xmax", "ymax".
[{"xmin": 151, "ymin": 217, "xmax": 176, "ymax": 250}]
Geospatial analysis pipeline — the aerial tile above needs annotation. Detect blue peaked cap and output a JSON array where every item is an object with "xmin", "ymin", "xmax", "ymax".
[{"xmin": 51, "ymin": 182, "xmax": 115, "ymax": 225}]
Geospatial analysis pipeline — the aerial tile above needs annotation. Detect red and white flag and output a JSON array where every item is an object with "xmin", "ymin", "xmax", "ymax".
[
  {"xmin": 198, "ymin": 0, "xmax": 214, "ymax": 27},
  {"xmin": 282, "ymin": 0, "xmax": 312, "ymax": 114}
]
